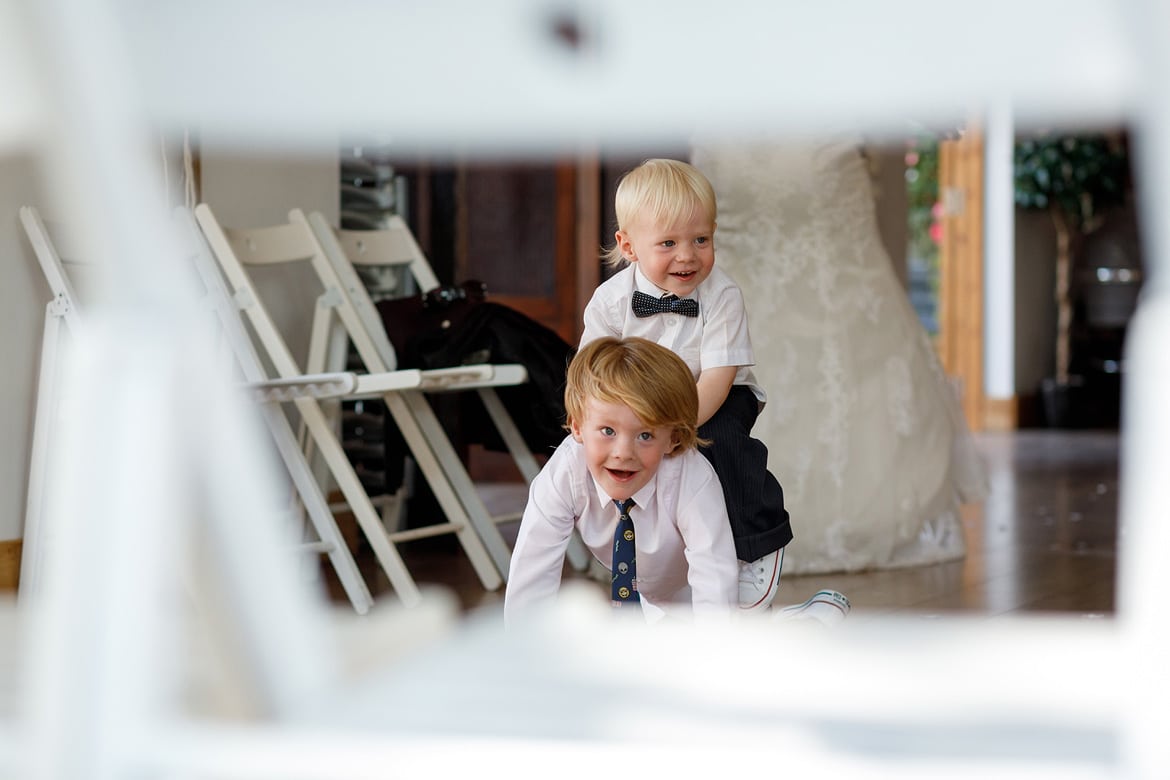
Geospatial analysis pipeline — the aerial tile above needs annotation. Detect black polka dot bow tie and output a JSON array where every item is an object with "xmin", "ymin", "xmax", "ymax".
[{"xmin": 631, "ymin": 290, "xmax": 699, "ymax": 318}]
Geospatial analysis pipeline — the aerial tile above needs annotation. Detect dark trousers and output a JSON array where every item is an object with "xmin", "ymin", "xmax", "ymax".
[{"xmin": 698, "ymin": 385, "xmax": 793, "ymax": 562}]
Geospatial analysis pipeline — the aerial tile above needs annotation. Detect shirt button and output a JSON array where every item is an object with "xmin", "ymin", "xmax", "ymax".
[{"xmin": 666, "ymin": 316, "xmax": 677, "ymax": 326}]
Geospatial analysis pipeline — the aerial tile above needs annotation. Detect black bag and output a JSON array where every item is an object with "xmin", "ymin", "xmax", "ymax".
[
  {"xmin": 376, "ymin": 280, "xmax": 489, "ymax": 371},
  {"xmin": 370, "ymin": 283, "xmax": 573, "ymax": 540},
  {"xmin": 375, "ymin": 282, "xmax": 574, "ymax": 455}
]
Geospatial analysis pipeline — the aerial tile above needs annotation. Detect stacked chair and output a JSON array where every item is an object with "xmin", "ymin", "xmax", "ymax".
[
  {"xmin": 24, "ymin": 200, "xmax": 587, "ymax": 612},
  {"xmin": 194, "ymin": 205, "xmax": 553, "ymax": 605},
  {"xmin": 309, "ymin": 210, "xmax": 592, "ymax": 573}
]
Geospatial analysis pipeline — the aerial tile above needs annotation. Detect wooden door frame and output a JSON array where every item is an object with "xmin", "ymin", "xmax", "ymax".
[
  {"xmin": 454, "ymin": 160, "xmax": 596, "ymax": 345},
  {"xmin": 937, "ymin": 129, "xmax": 987, "ymax": 431},
  {"xmin": 479, "ymin": 163, "xmax": 578, "ymax": 341}
]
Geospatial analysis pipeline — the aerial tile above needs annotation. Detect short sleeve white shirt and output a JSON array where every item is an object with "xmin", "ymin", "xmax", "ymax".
[{"xmin": 580, "ymin": 264, "xmax": 765, "ymax": 402}]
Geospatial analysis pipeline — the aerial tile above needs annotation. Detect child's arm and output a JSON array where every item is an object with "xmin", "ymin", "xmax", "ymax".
[
  {"xmin": 697, "ymin": 278, "xmax": 753, "ymax": 426},
  {"xmin": 696, "ymin": 366, "xmax": 737, "ymax": 427},
  {"xmin": 503, "ymin": 446, "xmax": 579, "ymax": 624},
  {"xmin": 677, "ymin": 457, "xmax": 738, "ymax": 617},
  {"xmin": 579, "ymin": 292, "xmax": 623, "ymax": 349}
]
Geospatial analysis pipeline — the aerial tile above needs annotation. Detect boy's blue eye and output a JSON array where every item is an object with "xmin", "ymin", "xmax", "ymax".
[
  {"xmin": 637, "ymin": 431, "xmax": 653, "ymax": 441},
  {"xmin": 661, "ymin": 240, "xmax": 675, "ymax": 248},
  {"xmin": 601, "ymin": 426, "xmax": 615, "ymax": 436},
  {"xmin": 696, "ymin": 236, "xmax": 709, "ymax": 245}
]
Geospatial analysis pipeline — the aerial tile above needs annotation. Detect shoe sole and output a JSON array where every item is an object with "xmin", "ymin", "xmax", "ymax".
[{"xmin": 777, "ymin": 589, "xmax": 851, "ymax": 619}]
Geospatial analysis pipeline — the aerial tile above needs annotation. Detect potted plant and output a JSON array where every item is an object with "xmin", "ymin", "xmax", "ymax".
[{"xmin": 1013, "ymin": 132, "xmax": 1129, "ymax": 426}]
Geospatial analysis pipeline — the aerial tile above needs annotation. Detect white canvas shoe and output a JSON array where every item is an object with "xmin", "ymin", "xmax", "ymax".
[
  {"xmin": 738, "ymin": 548, "xmax": 785, "ymax": 612},
  {"xmin": 774, "ymin": 589, "xmax": 851, "ymax": 627}
]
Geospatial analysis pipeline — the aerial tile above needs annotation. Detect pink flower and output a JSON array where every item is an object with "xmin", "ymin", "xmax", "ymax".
[
  {"xmin": 931, "ymin": 201, "xmax": 946, "ymax": 220},
  {"xmin": 929, "ymin": 221, "xmax": 944, "ymax": 245}
]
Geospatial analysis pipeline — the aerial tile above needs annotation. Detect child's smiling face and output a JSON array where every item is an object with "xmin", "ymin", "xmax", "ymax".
[
  {"xmin": 570, "ymin": 397, "xmax": 676, "ymax": 501},
  {"xmin": 616, "ymin": 205, "xmax": 715, "ymax": 298}
]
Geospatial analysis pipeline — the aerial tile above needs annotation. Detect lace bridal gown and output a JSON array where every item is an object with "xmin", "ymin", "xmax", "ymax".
[{"xmin": 691, "ymin": 139, "xmax": 988, "ymax": 575}]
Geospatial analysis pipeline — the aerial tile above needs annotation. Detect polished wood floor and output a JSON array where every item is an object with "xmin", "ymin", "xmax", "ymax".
[{"xmin": 331, "ymin": 429, "xmax": 1120, "ymax": 621}]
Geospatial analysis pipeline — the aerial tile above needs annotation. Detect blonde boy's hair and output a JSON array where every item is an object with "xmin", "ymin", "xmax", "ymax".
[
  {"xmin": 603, "ymin": 158, "xmax": 718, "ymax": 267},
  {"xmin": 565, "ymin": 336, "xmax": 704, "ymax": 454}
]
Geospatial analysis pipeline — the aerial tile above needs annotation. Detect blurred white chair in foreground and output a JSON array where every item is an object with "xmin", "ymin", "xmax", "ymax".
[{"xmin": 19, "ymin": 205, "xmax": 376, "ymax": 613}]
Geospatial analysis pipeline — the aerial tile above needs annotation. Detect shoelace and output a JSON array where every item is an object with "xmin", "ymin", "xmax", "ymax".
[{"xmin": 737, "ymin": 559, "xmax": 765, "ymax": 585}]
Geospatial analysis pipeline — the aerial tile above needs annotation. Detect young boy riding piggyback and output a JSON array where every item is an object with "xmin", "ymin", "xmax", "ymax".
[{"xmin": 579, "ymin": 158, "xmax": 794, "ymax": 613}]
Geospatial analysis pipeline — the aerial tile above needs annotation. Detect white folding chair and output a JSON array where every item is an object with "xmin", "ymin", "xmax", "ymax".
[
  {"xmin": 19, "ymin": 205, "xmax": 377, "ymax": 614},
  {"xmin": 194, "ymin": 203, "xmax": 508, "ymax": 599},
  {"xmin": 175, "ymin": 207, "xmax": 380, "ymax": 613},
  {"xmin": 305, "ymin": 209, "xmax": 591, "ymax": 573}
]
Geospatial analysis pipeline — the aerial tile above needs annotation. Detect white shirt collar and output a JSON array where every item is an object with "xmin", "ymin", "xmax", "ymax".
[
  {"xmin": 632, "ymin": 264, "xmax": 669, "ymax": 297},
  {"xmin": 591, "ymin": 467, "xmax": 659, "ymax": 512}
]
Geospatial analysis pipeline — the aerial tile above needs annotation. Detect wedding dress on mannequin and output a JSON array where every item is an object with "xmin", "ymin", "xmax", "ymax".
[{"xmin": 691, "ymin": 138, "xmax": 988, "ymax": 575}]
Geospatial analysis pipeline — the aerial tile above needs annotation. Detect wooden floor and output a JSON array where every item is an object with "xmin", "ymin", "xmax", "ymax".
[{"xmin": 332, "ymin": 429, "xmax": 1121, "ymax": 621}]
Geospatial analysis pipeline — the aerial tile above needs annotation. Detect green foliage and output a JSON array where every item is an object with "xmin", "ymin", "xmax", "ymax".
[
  {"xmin": 1013, "ymin": 134, "xmax": 1128, "ymax": 231},
  {"xmin": 904, "ymin": 136, "xmax": 942, "ymax": 335},
  {"xmin": 905, "ymin": 137, "xmax": 940, "ymax": 263}
]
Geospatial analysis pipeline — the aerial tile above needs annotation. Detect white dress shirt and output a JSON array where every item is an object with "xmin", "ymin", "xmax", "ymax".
[
  {"xmin": 504, "ymin": 435, "xmax": 737, "ymax": 623},
  {"xmin": 580, "ymin": 264, "xmax": 765, "ymax": 403}
]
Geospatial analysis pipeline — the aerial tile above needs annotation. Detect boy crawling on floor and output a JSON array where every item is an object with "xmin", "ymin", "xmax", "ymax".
[{"xmin": 504, "ymin": 336, "xmax": 737, "ymax": 625}]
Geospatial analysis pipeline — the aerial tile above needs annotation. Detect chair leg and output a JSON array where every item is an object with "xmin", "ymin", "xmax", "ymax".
[
  {"xmin": 475, "ymin": 388, "xmax": 542, "ymax": 481},
  {"xmin": 20, "ymin": 305, "xmax": 66, "ymax": 601},
  {"xmin": 259, "ymin": 403, "xmax": 374, "ymax": 614},
  {"xmin": 382, "ymin": 391, "xmax": 510, "ymax": 585},
  {"xmin": 476, "ymin": 387, "xmax": 591, "ymax": 572},
  {"xmin": 295, "ymin": 398, "xmax": 427, "ymax": 606},
  {"xmin": 403, "ymin": 391, "xmax": 517, "ymax": 577}
]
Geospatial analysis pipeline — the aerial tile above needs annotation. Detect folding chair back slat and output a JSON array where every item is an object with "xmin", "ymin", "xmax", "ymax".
[
  {"xmin": 227, "ymin": 222, "xmax": 320, "ymax": 265},
  {"xmin": 334, "ymin": 214, "xmax": 440, "ymax": 293},
  {"xmin": 291, "ymin": 211, "xmax": 401, "ymax": 375},
  {"xmin": 21, "ymin": 207, "xmax": 91, "ymax": 328}
]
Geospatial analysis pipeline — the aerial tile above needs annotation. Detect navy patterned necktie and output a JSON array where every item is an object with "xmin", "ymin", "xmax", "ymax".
[
  {"xmin": 631, "ymin": 290, "xmax": 699, "ymax": 318},
  {"xmin": 611, "ymin": 498, "xmax": 639, "ymax": 605}
]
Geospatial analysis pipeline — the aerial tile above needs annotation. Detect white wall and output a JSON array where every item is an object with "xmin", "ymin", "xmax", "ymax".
[
  {"xmin": 199, "ymin": 140, "xmax": 338, "ymax": 229},
  {"xmin": 198, "ymin": 136, "xmax": 339, "ymax": 369},
  {"xmin": 0, "ymin": 152, "xmax": 49, "ymax": 541}
]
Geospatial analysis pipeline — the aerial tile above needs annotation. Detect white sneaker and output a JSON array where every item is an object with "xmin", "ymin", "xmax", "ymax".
[
  {"xmin": 737, "ymin": 549, "xmax": 784, "ymax": 612},
  {"xmin": 774, "ymin": 589, "xmax": 851, "ymax": 627}
]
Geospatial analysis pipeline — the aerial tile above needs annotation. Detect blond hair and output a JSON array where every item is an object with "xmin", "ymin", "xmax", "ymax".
[
  {"xmin": 602, "ymin": 158, "xmax": 718, "ymax": 267},
  {"xmin": 565, "ymin": 337, "xmax": 704, "ymax": 454}
]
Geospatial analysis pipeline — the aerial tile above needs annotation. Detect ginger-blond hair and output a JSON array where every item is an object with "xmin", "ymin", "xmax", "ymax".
[{"xmin": 565, "ymin": 336, "xmax": 705, "ymax": 454}]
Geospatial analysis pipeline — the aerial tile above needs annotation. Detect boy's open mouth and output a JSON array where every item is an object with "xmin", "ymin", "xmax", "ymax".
[
  {"xmin": 606, "ymin": 468, "xmax": 637, "ymax": 481},
  {"xmin": 673, "ymin": 271, "xmax": 696, "ymax": 280}
]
